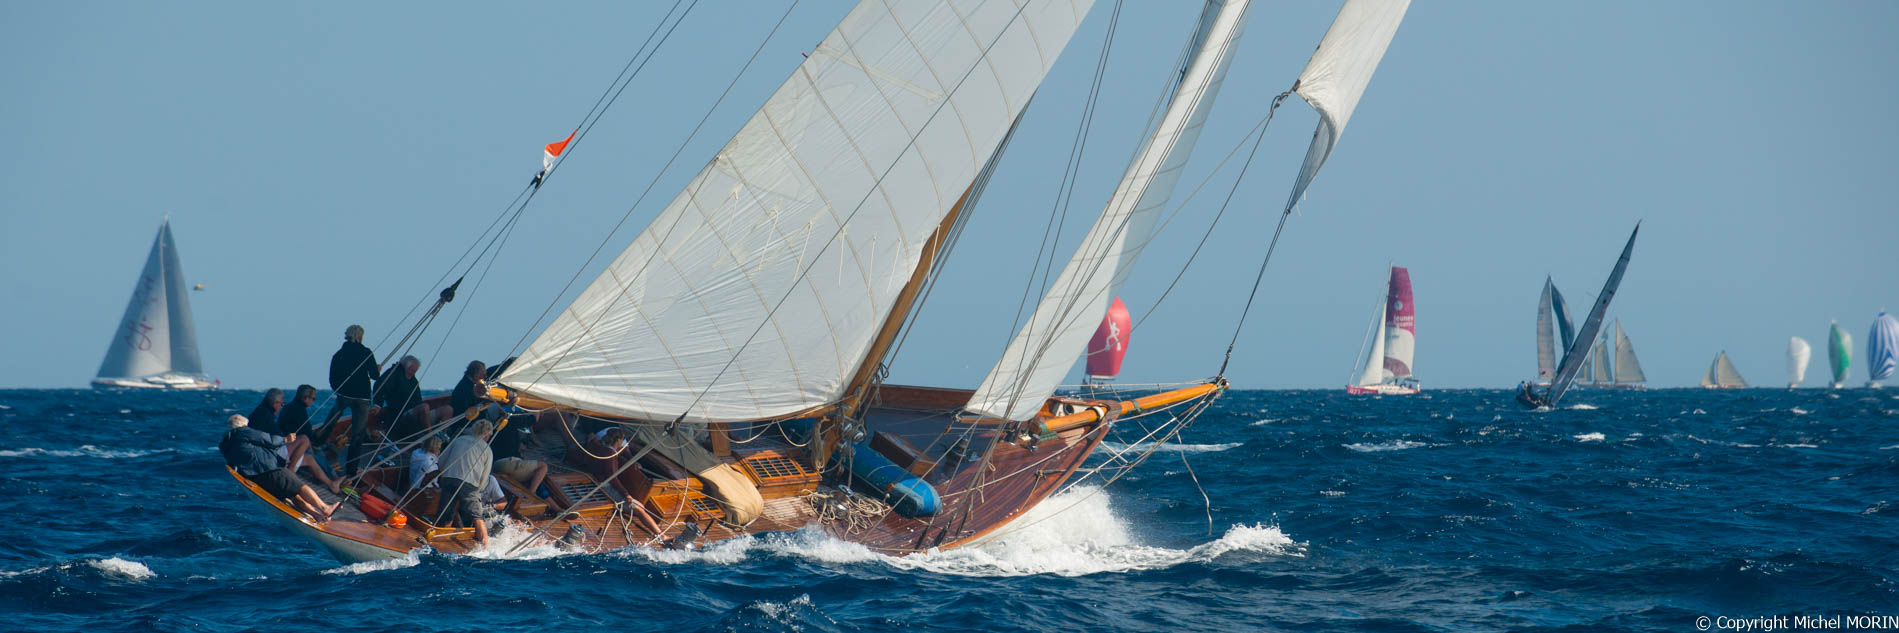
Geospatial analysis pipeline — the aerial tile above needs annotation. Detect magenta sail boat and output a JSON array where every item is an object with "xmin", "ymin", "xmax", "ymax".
[
  {"xmin": 1085, "ymin": 297, "xmax": 1132, "ymax": 383},
  {"xmin": 1347, "ymin": 266, "xmax": 1420, "ymax": 395}
]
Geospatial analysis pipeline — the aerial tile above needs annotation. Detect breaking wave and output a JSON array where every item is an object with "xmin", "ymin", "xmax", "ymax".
[
  {"xmin": 1100, "ymin": 441, "xmax": 1241, "ymax": 455},
  {"xmin": 616, "ymin": 486, "xmax": 1298, "ymax": 577},
  {"xmin": 0, "ymin": 445, "xmax": 174, "ymax": 459},
  {"xmin": 1343, "ymin": 440, "xmax": 1427, "ymax": 453},
  {"xmin": 322, "ymin": 552, "xmax": 420, "ymax": 576},
  {"xmin": 1574, "ymin": 432, "xmax": 1606, "ymax": 442}
]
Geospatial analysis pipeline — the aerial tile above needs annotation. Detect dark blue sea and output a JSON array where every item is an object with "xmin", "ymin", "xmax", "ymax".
[{"xmin": 3, "ymin": 388, "xmax": 1895, "ymax": 632}]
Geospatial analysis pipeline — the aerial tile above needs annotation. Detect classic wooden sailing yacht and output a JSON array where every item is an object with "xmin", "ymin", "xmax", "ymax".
[
  {"xmin": 1345, "ymin": 265, "xmax": 1418, "ymax": 395},
  {"xmin": 231, "ymin": 0, "xmax": 1413, "ymax": 563},
  {"xmin": 94, "ymin": 219, "xmax": 217, "ymax": 390},
  {"xmin": 1700, "ymin": 351, "xmax": 1748, "ymax": 389}
]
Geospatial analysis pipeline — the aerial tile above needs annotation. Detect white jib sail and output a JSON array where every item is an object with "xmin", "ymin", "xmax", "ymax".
[
  {"xmin": 966, "ymin": 0, "xmax": 1250, "ymax": 420},
  {"xmin": 97, "ymin": 222, "xmax": 176, "ymax": 381},
  {"xmin": 1283, "ymin": 0, "xmax": 1411, "ymax": 212},
  {"xmin": 1613, "ymin": 321, "xmax": 1645, "ymax": 384},
  {"xmin": 1357, "ymin": 302, "xmax": 1389, "ymax": 387},
  {"xmin": 501, "ymin": 0, "xmax": 1096, "ymax": 423},
  {"xmin": 1788, "ymin": 336, "xmax": 1811, "ymax": 386}
]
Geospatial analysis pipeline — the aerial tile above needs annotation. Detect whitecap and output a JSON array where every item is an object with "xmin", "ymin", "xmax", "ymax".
[
  {"xmin": 1250, "ymin": 418, "xmax": 1278, "ymax": 426},
  {"xmin": 1692, "ymin": 408, "xmax": 1707, "ymax": 415},
  {"xmin": 0, "ymin": 446, "xmax": 172, "ymax": 459},
  {"xmin": 1566, "ymin": 404, "xmax": 1599, "ymax": 411},
  {"xmin": 88, "ymin": 557, "xmax": 154, "ymax": 581},
  {"xmin": 323, "ymin": 552, "xmax": 420, "ymax": 575},
  {"xmin": 1790, "ymin": 408, "xmax": 1810, "ymax": 415},
  {"xmin": 1099, "ymin": 441, "xmax": 1241, "ymax": 454},
  {"xmin": 1778, "ymin": 443, "xmax": 1819, "ymax": 449},
  {"xmin": 1574, "ymin": 432, "xmax": 1605, "ymax": 442},
  {"xmin": 1343, "ymin": 440, "xmax": 1426, "ymax": 453},
  {"xmin": 1319, "ymin": 490, "xmax": 1346, "ymax": 497},
  {"xmin": 1880, "ymin": 444, "xmax": 1899, "ymax": 451}
]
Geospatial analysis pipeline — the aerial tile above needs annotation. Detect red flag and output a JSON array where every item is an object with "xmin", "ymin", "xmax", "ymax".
[{"xmin": 542, "ymin": 129, "xmax": 576, "ymax": 175}]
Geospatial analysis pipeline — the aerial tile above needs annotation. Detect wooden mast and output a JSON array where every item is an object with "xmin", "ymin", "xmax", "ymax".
[{"xmin": 815, "ymin": 187, "xmax": 974, "ymax": 470}]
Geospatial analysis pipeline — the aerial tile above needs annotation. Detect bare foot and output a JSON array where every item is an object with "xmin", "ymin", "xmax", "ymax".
[{"xmin": 327, "ymin": 481, "xmax": 342, "ymax": 495}]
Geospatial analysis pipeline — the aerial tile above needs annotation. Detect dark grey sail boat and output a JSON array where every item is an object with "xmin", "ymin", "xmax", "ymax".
[{"xmin": 1517, "ymin": 224, "xmax": 1639, "ymax": 409}]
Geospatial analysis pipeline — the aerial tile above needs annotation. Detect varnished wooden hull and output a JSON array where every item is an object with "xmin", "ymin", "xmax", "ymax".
[{"xmin": 245, "ymin": 381, "xmax": 1221, "ymax": 563}]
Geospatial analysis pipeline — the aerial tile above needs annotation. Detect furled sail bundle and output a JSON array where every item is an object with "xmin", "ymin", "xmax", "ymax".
[
  {"xmin": 1787, "ymin": 336, "xmax": 1811, "ymax": 388},
  {"xmin": 967, "ymin": 0, "xmax": 1251, "ymax": 420},
  {"xmin": 500, "ymin": 0, "xmax": 1097, "ymax": 422}
]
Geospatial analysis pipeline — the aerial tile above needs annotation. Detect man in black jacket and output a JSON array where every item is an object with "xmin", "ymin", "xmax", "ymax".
[
  {"xmin": 220, "ymin": 415, "xmax": 338, "ymax": 520},
  {"xmin": 322, "ymin": 324, "xmax": 379, "ymax": 475},
  {"xmin": 376, "ymin": 355, "xmax": 432, "ymax": 444},
  {"xmin": 247, "ymin": 388, "xmax": 284, "ymax": 435},
  {"xmin": 280, "ymin": 384, "xmax": 318, "ymax": 437}
]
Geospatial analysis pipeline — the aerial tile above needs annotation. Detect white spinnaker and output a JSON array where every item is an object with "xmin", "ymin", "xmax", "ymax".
[
  {"xmin": 97, "ymin": 222, "xmax": 174, "ymax": 381},
  {"xmin": 1357, "ymin": 303, "xmax": 1388, "ymax": 387},
  {"xmin": 1788, "ymin": 336, "xmax": 1811, "ymax": 386},
  {"xmin": 967, "ymin": 0, "xmax": 1250, "ymax": 420},
  {"xmin": 501, "ymin": 0, "xmax": 1095, "ymax": 423},
  {"xmin": 1283, "ymin": 0, "xmax": 1410, "ymax": 212}
]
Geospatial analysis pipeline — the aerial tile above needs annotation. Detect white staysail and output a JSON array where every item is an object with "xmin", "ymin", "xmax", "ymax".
[
  {"xmin": 1283, "ymin": 0, "xmax": 1411, "ymax": 212},
  {"xmin": 1612, "ymin": 321, "xmax": 1645, "ymax": 384},
  {"xmin": 967, "ymin": 0, "xmax": 1250, "ymax": 420},
  {"xmin": 1357, "ymin": 302, "xmax": 1389, "ymax": 387},
  {"xmin": 1788, "ymin": 336, "xmax": 1811, "ymax": 387},
  {"xmin": 501, "ymin": 0, "xmax": 1096, "ymax": 423},
  {"xmin": 96, "ymin": 219, "xmax": 211, "ymax": 387}
]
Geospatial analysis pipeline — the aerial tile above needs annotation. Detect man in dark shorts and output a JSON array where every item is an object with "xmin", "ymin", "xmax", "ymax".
[
  {"xmin": 219, "ymin": 414, "xmax": 338, "ymax": 521},
  {"xmin": 426, "ymin": 419, "xmax": 498, "ymax": 547}
]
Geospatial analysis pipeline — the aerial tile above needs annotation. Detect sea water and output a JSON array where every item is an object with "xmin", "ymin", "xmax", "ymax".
[{"xmin": 1, "ymin": 388, "xmax": 1894, "ymax": 632}]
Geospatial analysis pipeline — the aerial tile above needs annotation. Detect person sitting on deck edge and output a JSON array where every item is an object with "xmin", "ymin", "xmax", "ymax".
[
  {"xmin": 220, "ymin": 414, "xmax": 339, "ymax": 521},
  {"xmin": 248, "ymin": 388, "xmax": 285, "ymax": 435},
  {"xmin": 279, "ymin": 384, "xmax": 319, "ymax": 438},
  {"xmin": 322, "ymin": 324, "xmax": 379, "ymax": 475},
  {"xmin": 568, "ymin": 425, "xmax": 664, "ymax": 534}
]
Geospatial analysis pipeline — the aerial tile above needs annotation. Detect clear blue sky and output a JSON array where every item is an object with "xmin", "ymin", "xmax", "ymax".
[{"xmin": 2, "ymin": 1, "xmax": 1895, "ymax": 391}]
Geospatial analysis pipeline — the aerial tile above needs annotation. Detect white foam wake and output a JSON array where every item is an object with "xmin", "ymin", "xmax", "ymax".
[
  {"xmin": 0, "ymin": 446, "xmax": 173, "ymax": 459},
  {"xmin": 1343, "ymin": 440, "xmax": 1426, "ymax": 453},
  {"xmin": 613, "ymin": 486, "xmax": 1300, "ymax": 577},
  {"xmin": 1100, "ymin": 441, "xmax": 1241, "ymax": 455},
  {"xmin": 323, "ymin": 551, "xmax": 420, "ymax": 575}
]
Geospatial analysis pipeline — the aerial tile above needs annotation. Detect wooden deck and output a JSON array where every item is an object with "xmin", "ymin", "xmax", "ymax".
[{"xmin": 253, "ymin": 382, "xmax": 1215, "ymax": 561}]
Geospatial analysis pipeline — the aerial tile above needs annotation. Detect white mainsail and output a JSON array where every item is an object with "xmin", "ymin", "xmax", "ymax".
[
  {"xmin": 966, "ymin": 0, "xmax": 1250, "ymax": 420},
  {"xmin": 1356, "ymin": 302, "xmax": 1389, "ymax": 387},
  {"xmin": 500, "ymin": 0, "xmax": 1096, "ymax": 423},
  {"xmin": 1283, "ymin": 0, "xmax": 1411, "ymax": 212},
  {"xmin": 1535, "ymin": 279, "xmax": 1557, "ymax": 381},
  {"xmin": 1787, "ymin": 336, "xmax": 1811, "ymax": 387},
  {"xmin": 1612, "ymin": 320, "xmax": 1645, "ymax": 385},
  {"xmin": 95, "ymin": 219, "xmax": 210, "ymax": 387}
]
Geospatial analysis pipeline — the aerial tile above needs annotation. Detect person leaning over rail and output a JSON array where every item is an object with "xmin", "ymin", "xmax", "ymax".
[
  {"xmin": 321, "ymin": 324, "xmax": 379, "ymax": 475},
  {"xmin": 220, "ymin": 415, "xmax": 339, "ymax": 521},
  {"xmin": 419, "ymin": 419, "xmax": 499, "ymax": 548}
]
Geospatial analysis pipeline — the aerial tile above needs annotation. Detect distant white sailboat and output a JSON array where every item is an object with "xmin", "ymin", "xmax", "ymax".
[
  {"xmin": 1699, "ymin": 351, "xmax": 1747, "ymax": 389},
  {"xmin": 93, "ymin": 219, "xmax": 216, "ymax": 390},
  {"xmin": 1787, "ymin": 336, "xmax": 1811, "ymax": 388},
  {"xmin": 1346, "ymin": 266, "xmax": 1419, "ymax": 395},
  {"xmin": 1609, "ymin": 320, "xmax": 1646, "ymax": 389}
]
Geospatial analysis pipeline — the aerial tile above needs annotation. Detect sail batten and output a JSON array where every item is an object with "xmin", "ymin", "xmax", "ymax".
[
  {"xmin": 501, "ymin": 0, "xmax": 1097, "ymax": 423},
  {"xmin": 967, "ymin": 0, "xmax": 1250, "ymax": 420}
]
